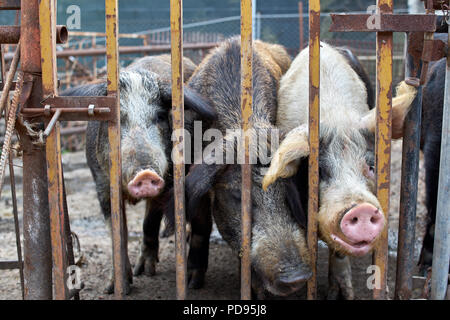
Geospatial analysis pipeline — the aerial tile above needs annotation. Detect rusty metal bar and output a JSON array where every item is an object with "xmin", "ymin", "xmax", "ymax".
[
  {"xmin": 0, "ymin": 0, "xmax": 19, "ymax": 10},
  {"xmin": 40, "ymin": 0, "xmax": 69, "ymax": 300},
  {"xmin": 298, "ymin": 1, "xmax": 304, "ymax": 51},
  {"xmin": 373, "ymin": 0, "xmax": 394, "ymax": 300},
  {"xmin": 307, "ymin": 0, "xmax": 320, "ymax": 301},
  {"xmin": 20, "ymin": 0, "xmax": 53, "ymax": 300},
  {"xmin": 240, "ymin": 0, "xmax": 253, "ymax": 301},
  {"xmin": 53, "ymin": 43, "xmax": 218, "ymax": 58},
  {"xmin": 105, "ymin": 0, "xmax": 126, "ymax": 300},
  {"xmin": 0, "ymin": 26, "xmax": 68, "ymax": 44},
  {"xmin": 431, "ymin": 27, "xmax": 450, "ymax": 301},
  {"xmin": 329, "ymin": 14, "xmax": 437, "ymax": 32},
  {"xmin": 0, "ymin": 261, "xmax": 22, "ymax": 269},
  {"xmin": 395, "ymin": 89, "xmax": 422, "ymax": 300},
  {"xmin": 170, "ymin": 0, "xmax": 187, "ymax": 300},
  {"xmin": 395, "ymin": 42, "xmax": 422, "ymax": 298}
]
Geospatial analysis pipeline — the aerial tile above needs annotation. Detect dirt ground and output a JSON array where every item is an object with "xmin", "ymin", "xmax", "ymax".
[{"xmin": 0, "ymin": 139, "xmax": 429, "ymax": 300}]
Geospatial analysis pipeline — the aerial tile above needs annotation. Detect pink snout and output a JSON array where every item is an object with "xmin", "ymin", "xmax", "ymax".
[
  {"xmin": 340, "ymin": 203, "xmax": 385, "ymax": 250},
  {"xmin": 127, "ymin": 170, "xmax": 164, "ymax": 199}
]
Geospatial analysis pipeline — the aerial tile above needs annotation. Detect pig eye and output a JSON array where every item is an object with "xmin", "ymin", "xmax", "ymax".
[
  {"xmin": 364, "ymin": 163, "xmax": 375, "ymax": 179},
  {"xmin": 155, "ymin": 111, "xmax": 167, "ymax": 124}
]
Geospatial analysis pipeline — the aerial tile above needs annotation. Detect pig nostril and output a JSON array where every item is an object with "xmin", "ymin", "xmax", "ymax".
[
  {"xmin": 151, "ymin": 179, "xmax": 159, "ymax": 186},
  {"xmin": 137, "ymin": 181, "xmax": 142, "ymax": 188},
  {"xmin": 351, "ymin": 217, "xmax": 358, "ymax": 224}
]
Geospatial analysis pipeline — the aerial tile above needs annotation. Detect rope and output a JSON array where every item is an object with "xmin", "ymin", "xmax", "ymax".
[{"xmin": 0, "ymin": 71, "xmax": 24, "ymax": 198}]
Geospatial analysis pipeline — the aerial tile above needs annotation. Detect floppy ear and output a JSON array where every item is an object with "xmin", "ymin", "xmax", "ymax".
[
  {"xmin": 360, "ymin": 81, "xmax": 417, "ymax": 139},
  {"xmin": 262, "ymin": 124, "xmax": 310, "ymax": 191},
  {"xmin": 159, "ymin": 79, "xmax": 217, "ymax": 121}
]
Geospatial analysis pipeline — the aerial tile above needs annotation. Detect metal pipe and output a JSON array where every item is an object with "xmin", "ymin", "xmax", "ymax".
[
  {"xmin": 240, "ymin": 0, "xmax": 253, "ymax": 301},
  {"xmin": 20, "ymin": 0, "xmax": 52, "ymax": 300},
  {"xmin": 298, "ymin": 1, "xmax": 304, "ymax": 51},
  {"xmin": 373, "ymin": 0, "xmax": 394, "ymax": 300},
  {"xmin": 395, "ymin": 79, "xmax": 422, "ymax": 299},
  {"xmin": 0, "ymin": 26, "xmax": 67, "ymax": 44},
  {"xmin": 431, "ymin": 27, "xmax": 450, "ymax": 301},
  {"xmin": 105, "ymin": 0, "xmax": 127, "ymax": 300},
  {"xmin": 170, "ymin": 0, "xmax": 187, "ymax": 300},
  {"xmin": 307, "ymin": 0, "xmax": 320, "ymax": 300}
]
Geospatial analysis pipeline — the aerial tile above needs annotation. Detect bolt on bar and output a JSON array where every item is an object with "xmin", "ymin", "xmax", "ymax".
[
  {"xmin": 105, "ymin": 0, "xmax": 127, "ymax": 300},
  {"xmin": 307, "ymin": 0, "xmax": 320, "ymax": 300},
  {"xmin": 170, "ymin": 0, "xmax": 187, "ymax": 300},
  {"xmin": 240, "ymin": 0, "xmax": 253, "ymax": 301},
  {"xmin": 373, "ymin": 0, "xmax": 394, "ymax": 300},
  {"xmin": 431, "ymin": 27, "xmax": 450, "ymax": 300},
  {"xmin": 39, "ymin": 0, "xmax": 68, "ymax": 300}
]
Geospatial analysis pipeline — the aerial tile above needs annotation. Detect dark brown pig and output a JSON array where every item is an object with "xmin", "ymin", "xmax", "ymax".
[
  {"xmin": 62, "ymin": 54, "xmax": 216, "ymax": 294},
  {"xmin": 166, "ymin": 37, "xmax": 312, "ymax": 298}
]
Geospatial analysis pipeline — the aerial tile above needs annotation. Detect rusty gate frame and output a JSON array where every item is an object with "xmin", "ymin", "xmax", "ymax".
[{"xmin": 0, "ymin": 0, "xmax": 448, "ymax": 300}]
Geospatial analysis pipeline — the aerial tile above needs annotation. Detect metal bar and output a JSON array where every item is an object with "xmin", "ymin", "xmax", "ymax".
[
  {"xmin": 329, "ymin": 14, "xmax": 437, "ymax": 32},
  {"xmin": 0, "ymin": 0, "xmax": 19, "ymax": 10},
  {"xmin": 105, "ymin": 0, "xmax": 126, "ymax": 300},
  {"xmin": 240, "ymin": 0, "xmax": 253, "ymax": 301},
  {"xmin": 40, "ymin": 0, "xmax": 69, "ymax": 300},
  {"xmin": 20, "ymin": 0, "xmax": 53, "ymax": 300},
  {"xmin": 46, "ymin": 122, "xmax": 68, "ymax": 300},
  {"xmin": 431, "ymin": 28, "xmax": 450, "ymax": 301},
  {"xmin": 0, "ymin": 261, "xmax": 22, "ymax": 269},
  {"xmin": 298, "ymin": 1, "xmax": 304, "ymax": 50},
  {"xmin": 52, "ymin": 43, "xmax": 218, "ymax": 58},
  {"xmin": 1, "ymin": 42, "xmax": 24, "ymax": 299},
  {"xmin": 0, "ymin": 26, "xmax": 67, "ymax": 44},
  {"xmin": 307, "ymin": 0, "xmax": 320, "ymax": 301},
  {"xmin": 0, "ymin": 42, "xmax": 20, "ymax": 117},
  {"xmin": 373, "ymin": 0, "xmax": 394, "ymax": 301},
  {"xmin": 170, "ymin": 0, "xmax": 187, "ymax": 300},
  {"xmin": 395, "ymin": 74, "xmax": 422, "ymax": 299}
]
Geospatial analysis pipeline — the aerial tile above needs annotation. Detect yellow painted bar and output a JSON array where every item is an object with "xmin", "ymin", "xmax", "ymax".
[
  {"xmin": 307, "ymin": 0, "xmax": 320, "ymax": 300},
  {"xmin": 170, "ymin": 0, "xmax": 187, "ymax": 300},
  {"xmin": 105, "ymin": 0, "xmax": 126, "ymax": 299},
  {"xmin": 40, "ymin": 0, "xmax": 67, "ymax": 299},
  {"xmin": 39, "ymin": 0, "xmax": 57, "ymax": 95},
  {"xmin": 46, "ymin": 122, "xmax": 67, "ymax": 300},
  {"xmin": 373, "ymin": 0, "xmax": 393, "ymax": 300},
  {"xmin": 240, "ymin": 0, "xmax": 253, "ymax": 301}
]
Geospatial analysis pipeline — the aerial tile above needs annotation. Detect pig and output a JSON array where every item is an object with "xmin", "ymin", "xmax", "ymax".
[
  {"xmin": 62, "ymin": 54, "xmax": 216, "ymax": 294},
  {"xmin": 418, "ymin": 56, "xmax": 449, "ymax": 274},
  {"xmin": 262, "ymin": 42, "xmax": 417, "ymax": 299},
  {"xmin": 165, "ymin": 37, "xmax": 312, "ymax": 298}
]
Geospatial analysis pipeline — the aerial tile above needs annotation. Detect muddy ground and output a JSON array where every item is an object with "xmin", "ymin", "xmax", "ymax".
[{"xmin": 0, "ymin": 139, "xmax": 428, "ymax": 300}]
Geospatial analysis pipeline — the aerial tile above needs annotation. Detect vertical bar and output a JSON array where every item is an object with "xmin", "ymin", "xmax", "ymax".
[
  {"xmin": 298, "ymin": 1, "xmax": 304, "ymax": 51},
  {"xmin": 395, "ymin": 33, "xmax": 422, "ymax": 300},
  {"xmin": 105, "ymin": 0, "xmax": 126, "ymax": 299},
  {"xmin": 307, "ymin": 0, "xmax": 320, "ymax": 300},
  {"xmin": 431, "ymin": 28, "xmax": 450, "ymax": 300},
  {"xmin": 40, "ymin": 0, "xmax": 68, "ymax": 300},
  {"xmin": 20, "ymin": 0, "xmax": 53, "ymax": 300},
  {"xmin": 240, "ymin": 0, "xmax": 253, "ymax": 301},
  {"xmin": 170, "ymin": 0, "xmax": 187, "ymax": 300},
  {"xmin": 373, "ymin": 0, "xmax": 393, "ymax": 300}
]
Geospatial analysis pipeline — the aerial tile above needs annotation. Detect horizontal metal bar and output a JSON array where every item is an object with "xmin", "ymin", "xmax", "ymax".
[
  {"xmin": 0, "ymin": 0, "xmax": 20, "ymax": 10},
  {"xmin": 0, "ymin": 26, "xmax": 68, "ymax": 44},
  {"xmin": 56, "ymin": 43, "xmax": 218, "ymax": 58},
  {"xmin": 0, "ymin": 81, "xmax": 16, "ymax": 91},
  {"xmin": 330, "ymin": 14, "xmax": 437, "ymax": 32},
  {"xmin": 0, "ymin": 260, "xmax": 23, "ymax": 270}
]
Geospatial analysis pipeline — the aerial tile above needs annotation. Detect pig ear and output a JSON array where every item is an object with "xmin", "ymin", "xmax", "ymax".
[
  {"xmin": 159, "ymin": 80, "xmax": 217, "ymax": 121},
  {"xmin": 262, "ymin": 124, "xmax": 310, "ymax": 191},
  {"xmin": 360, "ymin": 81, "xmax": 417, "ymax": 139}
]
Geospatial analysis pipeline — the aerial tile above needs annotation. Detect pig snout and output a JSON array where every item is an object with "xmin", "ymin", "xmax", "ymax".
[
  {"xmin": 127, "ymin": 170, "xmax": 165, "ymax": 199},
  {"xmin": 333, "ymin": 203, "xmax": 385, "ymax": 256},
  {"xmin": 274, "ymin": 264, "xmax": 312, "ymax": 296}
]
